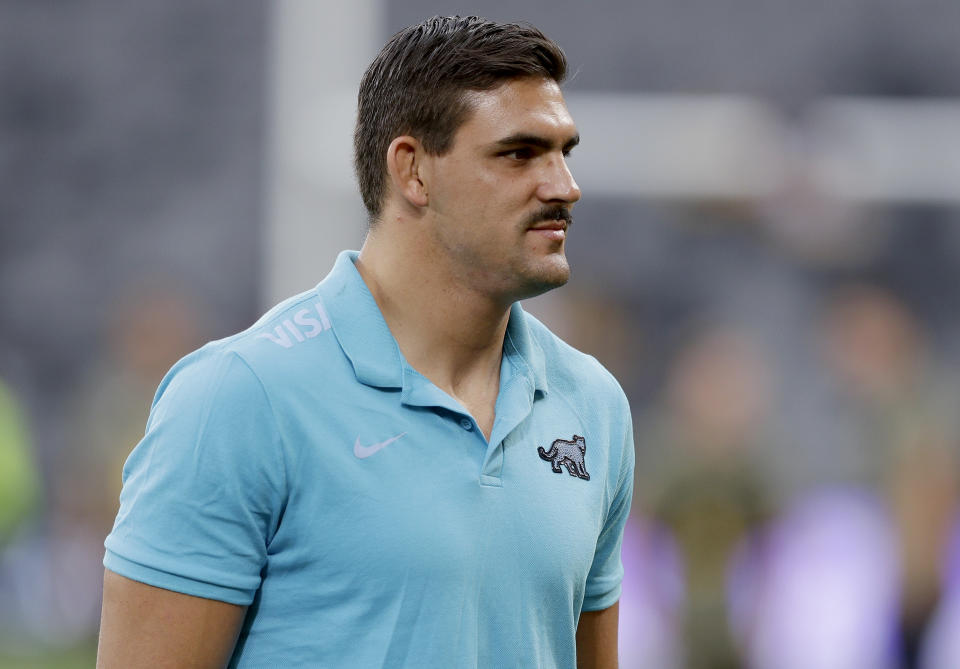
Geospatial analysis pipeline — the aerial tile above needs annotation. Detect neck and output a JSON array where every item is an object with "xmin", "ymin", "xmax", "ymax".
[{"xmin": 355, "ymin": 225, "xmax": 511, "ymax": 404}]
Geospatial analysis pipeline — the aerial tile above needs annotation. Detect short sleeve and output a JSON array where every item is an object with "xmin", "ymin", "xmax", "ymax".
[
  {"xmin": 582, "ymin": 398, "xmax": 635, "ymax": 612},
  {"xmin": 103, "ymin": 348, "xmax": 287, "ymax": 605}
]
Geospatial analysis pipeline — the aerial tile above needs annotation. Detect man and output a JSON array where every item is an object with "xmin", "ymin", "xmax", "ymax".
[{"xmin": 98, "ymin": 16, "xmax": 634, "ymax": 669}]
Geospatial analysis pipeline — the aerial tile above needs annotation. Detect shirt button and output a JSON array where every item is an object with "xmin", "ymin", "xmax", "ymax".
[{"xmin": 459, "ymin": 418, "xmax": 473, "ymax": 431}]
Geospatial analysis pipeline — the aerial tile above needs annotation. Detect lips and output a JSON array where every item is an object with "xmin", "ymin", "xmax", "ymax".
[
  {"xmin": 528, "ymin": 222, "xmax": 567, "ymax": 242},
  {"xmin": 528, "ymin": 219, "xmax": 568, "ymax": 231}
]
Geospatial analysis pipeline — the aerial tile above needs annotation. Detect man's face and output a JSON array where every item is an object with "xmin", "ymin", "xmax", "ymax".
[{"xmin": 420, "ymin": 76, "xmax": 581, "ymax": 304}]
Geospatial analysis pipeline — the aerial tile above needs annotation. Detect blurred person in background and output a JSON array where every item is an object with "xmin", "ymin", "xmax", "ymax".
[
  {"xmin": 634, "ymin": 326, "xmax": 775, "ymax": 669},
  {"xmin": 0, "ymin": 377, "xmax": 44, "ymax": 648},
  {"xmin": 821, "ymin": 285, "xmax": 960, "ymax": 668},
  {"xmin": 97, "ymin": 16, "xmax": 633, "ymax": 668},
  {"xmin": 0, "ymin": 377, "xmax": 39, "ymax": 550},
  {"xmin": 616, "ymin": 516, "xmax": 685, "ymax": 669},
  {"xmin": 919, "ymin": 520, "xmax": 960, "ymax": 668},
  {"xmin": 0, "ymin": 288, "xmax": 206, "ymax": 655},
  {"xmin": 65, "ymin": 284, "xmax": 206, "ymax": 538},
  {"xmin": 739, "ymin": 488, "xmax": 901, "ymax": 669}
]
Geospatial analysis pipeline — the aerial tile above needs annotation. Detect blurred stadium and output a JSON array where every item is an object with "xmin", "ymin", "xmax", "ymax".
[{"xmin": 2, "ymin": 1, "xmax": 960, "ymax": 667}]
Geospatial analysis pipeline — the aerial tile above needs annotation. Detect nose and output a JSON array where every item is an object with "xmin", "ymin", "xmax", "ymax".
[{"xmin": 537, "ymin": 155, "xmax": 581, "ymax": 205}]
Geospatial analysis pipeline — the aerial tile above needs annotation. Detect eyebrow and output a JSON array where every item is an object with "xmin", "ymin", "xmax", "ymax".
[{"xmin": 494, "ymin": 132, "xmax": 580, "ymax": 152}]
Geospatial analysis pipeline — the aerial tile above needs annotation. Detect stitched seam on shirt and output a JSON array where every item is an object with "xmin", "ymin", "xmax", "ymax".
[{"xmin": 231, "ymin": 351, "xmax": 292, "ymax": 534}]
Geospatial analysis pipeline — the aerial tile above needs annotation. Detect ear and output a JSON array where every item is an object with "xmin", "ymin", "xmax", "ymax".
[{"xmin": 385, "ymin": 135, "xmax": 429, "ymax": 208}]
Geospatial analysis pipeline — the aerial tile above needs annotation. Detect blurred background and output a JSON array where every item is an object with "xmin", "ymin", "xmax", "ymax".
[{"xmin": 2, "ymin": 1, "xmax": 960, "ymax": 667}]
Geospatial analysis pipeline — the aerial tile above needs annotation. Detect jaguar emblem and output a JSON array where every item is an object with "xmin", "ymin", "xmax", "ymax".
[{"xmin": 537, "ymin": 434, "xmax": 590, "ymax": 481}]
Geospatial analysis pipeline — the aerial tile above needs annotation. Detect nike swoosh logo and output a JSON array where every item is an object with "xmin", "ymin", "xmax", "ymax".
[{"xmin": 353, "ymin": 432, "xmax": 407, "ymax": 459}]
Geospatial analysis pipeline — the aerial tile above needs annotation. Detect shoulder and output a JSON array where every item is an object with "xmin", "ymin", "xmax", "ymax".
[
  {"xmin": 155, "ymin": 287, "xmax": 343, "ymax": 408},
  {"xmin": 221, "ymin": 287, "xmax": 338, "ymax": 366}
]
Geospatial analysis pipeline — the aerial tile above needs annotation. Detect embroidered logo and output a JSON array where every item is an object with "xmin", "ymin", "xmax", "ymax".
[{"xmin": 537, "ymin": 434, "xmax": 590, "ymax": 480}]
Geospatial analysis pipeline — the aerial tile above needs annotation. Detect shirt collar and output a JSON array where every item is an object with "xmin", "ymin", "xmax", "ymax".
[
  {"xmin": 503, "ymin": 302, "xmax": 549, "ymax": 395},
  {"xmin": 318, "ymin": 251, "xmax": 403, "ymax": 388},
  {"xmin": 317, "ymin": 250, "xmax": 548, "ymax": 394}
]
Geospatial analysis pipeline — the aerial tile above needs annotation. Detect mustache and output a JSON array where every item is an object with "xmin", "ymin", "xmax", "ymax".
[{"xmin": 524, "ymin": 206, "xmax": 573, "ymax": 229}]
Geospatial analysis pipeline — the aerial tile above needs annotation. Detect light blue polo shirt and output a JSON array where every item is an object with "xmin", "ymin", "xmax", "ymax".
[{"xmin": 104, "ymin": 251, "xmax": 634, "ymax": 668}]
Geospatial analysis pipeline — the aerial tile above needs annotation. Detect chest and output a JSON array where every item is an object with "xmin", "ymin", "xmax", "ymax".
[{"xmin": 265, "ymin": 382, "xmax": 611, "ymax": 606}]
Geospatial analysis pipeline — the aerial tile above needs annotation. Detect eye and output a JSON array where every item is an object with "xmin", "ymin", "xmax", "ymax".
[{"xmin": 501, "ymin": 147, "xmax": 535, "ymax": 161}]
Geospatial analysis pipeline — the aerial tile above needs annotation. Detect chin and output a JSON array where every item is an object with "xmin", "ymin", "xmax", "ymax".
[{"xmin": 515, "ymin": 258, "xmax": 570, "ymax": 299}]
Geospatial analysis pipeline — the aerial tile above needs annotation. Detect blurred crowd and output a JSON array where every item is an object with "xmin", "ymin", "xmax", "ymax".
[
  {"xmin": 0, "ymin": 287, "xmax": 211, "ymax": 660},
  {"xmin": 559, "ymin": 201, "xmax": 960, "ymax": 669}
]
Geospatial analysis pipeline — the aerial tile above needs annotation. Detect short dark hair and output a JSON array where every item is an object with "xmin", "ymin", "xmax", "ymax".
[{"xmin": 353, "ymin": 16, "xmax": 568, "ymax": 221}]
